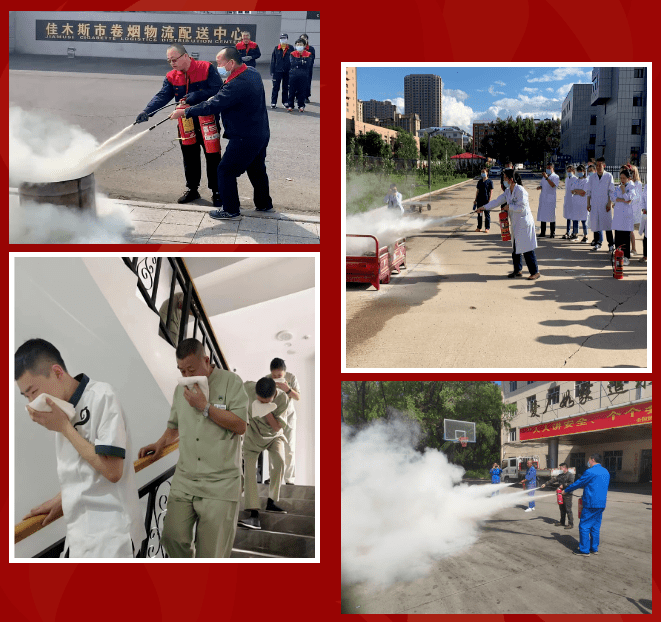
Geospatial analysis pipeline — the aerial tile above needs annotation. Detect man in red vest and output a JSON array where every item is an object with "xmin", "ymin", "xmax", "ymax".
[{"xmin": 235, "ymin": 31, "xmax": 261, "ymax": 68}]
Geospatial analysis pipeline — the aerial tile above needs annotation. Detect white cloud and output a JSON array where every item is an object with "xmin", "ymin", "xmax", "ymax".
[
  {"xmin": 441, "ymin": 88, "xmax": 477, "ymax": 133},
  {"xmin": 527, "ymin": 67, "xmax": 592, "ymax": 83},
  {"xmin": 547, "ymin": 87, "xmax": 554, "ymax": 92},
  {"xmin": 444, "ymin": 88, "xmax": 469, "ymax": 101},
  {"xmin": 384, "ymin": 97, "xmax": 405, "ymax": 114},
  {"xmin": 556, "ymin": 82, "xmax": 576, "ymax": 99},
  {"xmin": 522, "ymin": 87, "xmax": 538, "ymax": 93},
  {"xmin": 488, "ymin": 85, "xmax": 506, "ymax": 96},
  {"xmin": 494, "ymin": 80, "xmax": 506, "ymax": 86}
]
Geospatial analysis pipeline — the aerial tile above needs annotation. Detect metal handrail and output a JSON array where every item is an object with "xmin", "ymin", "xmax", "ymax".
[{"xmin": 14, "ymin": 441, "xmax": 179, "ymax": 545}]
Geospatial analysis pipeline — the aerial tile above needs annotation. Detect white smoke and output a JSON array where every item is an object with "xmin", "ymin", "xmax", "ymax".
[
  {"xmin": 9, "ymin": 192, "xmax": 133, "ymax": 244},
  {"xmin": 341, "ymin": 418, "xmax": 553, "ymax": 586}
]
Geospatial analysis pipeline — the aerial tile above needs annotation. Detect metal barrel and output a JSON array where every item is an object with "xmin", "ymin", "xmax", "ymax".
[{"xmin": 18, "ymin": 173, "xmax": 96, "ymax": 211}]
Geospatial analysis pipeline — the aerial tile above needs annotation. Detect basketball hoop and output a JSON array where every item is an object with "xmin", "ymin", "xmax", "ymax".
[{"xmin": 459, "ymin": 437, "xmax": 468, "ymax": 448}]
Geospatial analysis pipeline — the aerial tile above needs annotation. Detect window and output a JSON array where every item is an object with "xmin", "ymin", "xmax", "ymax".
[
  {"xmin": 509, "ymin": 381, "xmax": 517, "ymax": 391},
  {"xmin": 604, "ymin": 450, "xmax": 623, "ymax": 472},
  {"xmin": 590, "ymin": 114, "xmax": 597, "ymax": 125},
  {"xmin": 634, "ymin": 68, "xmax": 644, "ymax": 78},
  {"xmin": 547, "ymin": 385, "xmax": 560, "ymax": 405},
  {"xmin": 589, "ymin": 134, "xmax": 596, "ymax": 145},
  {"xmin": 527, "ymin": 381, "xmax": 534, "ymax": 385},
  {"xmin": 570, "ymin": 453, "xmax": 586, "ymax": 477},
  {"xmin": 632, "ymin": 119, "xmax": 641, "ymax": 135},
  {"xmin": 592, "ymin": 75, "xmax": 599, "ymax": 92},
  {"xmin": 633, "ymin": 92, "xmax": 643, "ymax": 107},
  {"xmin": 574, "ymin": 381, "xmax": 591, "ymax": 397},
  {"xmin": 509, "ymin": 429, "xmax": 517, "ymax": 442},
  {"xmin": 526, "ymin": 395, "xmax": 536, "ymax": 412}
]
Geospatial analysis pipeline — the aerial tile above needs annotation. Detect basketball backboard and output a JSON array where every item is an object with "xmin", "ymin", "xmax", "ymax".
[{"xmin": 443, "ymin": 419, "xmax": 476, "ymax": 443}]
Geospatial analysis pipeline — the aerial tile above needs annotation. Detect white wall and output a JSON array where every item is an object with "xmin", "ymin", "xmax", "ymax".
[{"xmin": 14, "ymin": 257, "xmax": 178, "ymax": 558}]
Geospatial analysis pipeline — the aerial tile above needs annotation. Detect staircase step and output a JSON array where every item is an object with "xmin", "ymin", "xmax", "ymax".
[
  {"xmin": 239, "ymin": 496, "xmax": 315, "ymax": 516},
  {"xmin": 237, "ymin": 510, "xmax": 315, "ymax": 536},
  {"xmin": 256, "ymin": 483, "xmax": 315, "ymax": 500},
  {"xmin": 233, "ymin": 528, "xmax": 315, "ymax": 558},
  {"xmin": 230, "ymin": 548, "xmax": 284, "ymax": 559}
]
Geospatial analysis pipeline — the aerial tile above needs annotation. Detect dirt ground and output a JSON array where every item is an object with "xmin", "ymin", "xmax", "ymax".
[{"xmin": 341, "ymin": 483, "xmax": 652, "ymax": 614}]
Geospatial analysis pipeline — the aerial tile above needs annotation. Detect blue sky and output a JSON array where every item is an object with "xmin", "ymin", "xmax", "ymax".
[{"xmin": 357, "ymin": 66, "xmax": 594, "ymax": 133}]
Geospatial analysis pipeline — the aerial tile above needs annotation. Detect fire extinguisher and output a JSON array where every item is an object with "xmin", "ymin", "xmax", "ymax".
[
  {"xmin": 177, "ymin": 102, "xmax": 196, "ymax": 146},
  {"xmin": 499, "ymin": 210, "xmax": 511, "ymax": 242},
  {"xmin": 199, "ymin": 115, "xmax": 221, "ymax": 154},
  {"xmin": 557, "ymin": 487, "xmax": 564, "ymax": 505},
  {"xmin": 522, "ymin": 480, "xmax": 526, "ymax": 490},
  {"xmin": 578, "ymin": 496, "xmax": 583, "ymax": 519},
  {"xmin": 613, "ymin": 245, "xmax": 625, "ymax": 279}
]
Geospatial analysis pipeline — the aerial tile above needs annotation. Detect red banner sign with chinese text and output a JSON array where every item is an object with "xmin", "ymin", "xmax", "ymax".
[{"xmin": 520, "ymin": 400, "xmax": 652, "ymax": 440}]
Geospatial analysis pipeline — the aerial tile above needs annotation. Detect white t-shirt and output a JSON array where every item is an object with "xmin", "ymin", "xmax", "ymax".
[{"xmin": 57, "ymin": 374, "xmax": 145, "ymax": 558}]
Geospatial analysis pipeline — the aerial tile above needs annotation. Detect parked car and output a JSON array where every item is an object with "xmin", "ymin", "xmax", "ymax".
[
  {"xmin": 515, "ymin": 163, "xmax": 523, "ymax": 170},
  {"xmin": 490, "ymin": 166, "xmax": 502, "ymax": 176}
]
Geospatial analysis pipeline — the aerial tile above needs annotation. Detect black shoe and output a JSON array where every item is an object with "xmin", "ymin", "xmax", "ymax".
[
  {"xmin": 270, "ymin": 104, "xmax": 276, "ymax": 109},
  {"xmin": 255, "ymin": 206, "xmax": 275, "ymax": 212},
  {"xmin": 209, "ymin": 209, "xmax": 240, "ymax": 220},
  {"xmin": 285, "ymin": 482, "xmax": 294, "ymax": 485},
  {"xmin": 554, "ymin": 522, "xmax": 563, "ymax": 526},
  {"xmin": 305, "ymin": 97, "xmax": 310, "ymax": 103},
  {"xmin": 238, "ymin": 515, "xmax": 261, "ymax": 530},
  {"xmin": 573, "ymin": 549, "xmax": 590, "ymax": 557},
  {"xmin": 265, "ymin": 498, "xmax": 287, "ymax": 513},
  {"xmin": 212, "ymin": 192, "xmax": 222, "ymax": 208},
  {"xmin": 177, "ymin": 189, "xmax": 200, "ymax": 204},
  {"xmin": 565, "ymin": 524, "xmax": 574, "ymax": 529},
  {"xmin": 264, "ymin": 478, "xmax": 270, "ymax": 484},
  {"xmin": 538, "ymin": 233, "xmax": 546, "ymax": 238},
  {"xmin": 550, "ymin": 234, "xmax": 556, "ymax": 238},
  {"xmin": 507, "ymin": 271, "xmax": 523, "ymax": 278},
  {"xmin": 590, "ymin": 550, "xmax": 599, "ymax": 555}
]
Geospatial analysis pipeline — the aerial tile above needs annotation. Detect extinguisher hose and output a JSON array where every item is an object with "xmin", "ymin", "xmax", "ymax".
[{"xmin": 148, "ymin": 116, "xmax": 172, "ymax": 131}]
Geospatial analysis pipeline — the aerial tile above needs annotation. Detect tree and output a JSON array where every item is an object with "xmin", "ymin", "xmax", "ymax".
[
  {"xmin": 355, "ymin": 130, "xmax": 390, "ymax": 157},
  {"xmin": 393, "ymin": 129, "xmax": 419, "ymax": 161}
]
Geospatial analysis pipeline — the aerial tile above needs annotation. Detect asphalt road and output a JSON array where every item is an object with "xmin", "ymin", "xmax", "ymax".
[
  {"xmin": 341, "ymin": 483, "xmax": 652, "ymax": 614},
  {"xmin": 345, "ymin": 176, "xmax": 647, "ymax": 369},
  {"xmin": 9, "ymin": 54, "xmax": 319, "ymax": 213}
]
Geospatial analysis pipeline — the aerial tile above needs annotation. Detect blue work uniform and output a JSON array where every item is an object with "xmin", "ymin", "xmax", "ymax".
[
  {"xmin": 235, "ymin": 40, "xmax": 261, "ymax": 68},
  {"xmin": 303, "ymin": 44, "xmax": 315, "ymax": 99},
  {"xmin": 184, "ymin": 65, "xmax": 273, "ymax": 215},
  {"xmin": 564, "ymin": 463, "xmax": 610, "ymax": 554},
  {"xmin": 525, "ymin": 465, "xmax": 537, "ymax": 508},
  {"xmin": 490, "ymin": 467, "xmax": 502, "ymax": 497},
  {"xmin": 270, "ymin": 44, "xmax": 292, "ymax": 106},
  {"xmin": 287, "ymin": 50, "xmax": 313, "ymax": 109}
]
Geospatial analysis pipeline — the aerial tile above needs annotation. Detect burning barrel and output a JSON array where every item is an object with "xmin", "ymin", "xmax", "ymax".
[{"xmin": 18, "ymin": 173, "xmax": 96, "ymax": 211}]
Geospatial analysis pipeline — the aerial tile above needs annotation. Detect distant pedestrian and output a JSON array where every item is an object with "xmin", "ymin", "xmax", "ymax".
[
  {"xmin": 536, "ymin": 162, "xmax": 559, "ymax": 238},
  {"xmin": 473, "ymin": 168, "xmax": 493, "ymax": 232},
  {"xmin": 629, "ymin": 164, "xmax": 643, "ymax": 254},
  {"xmin": 569, "ymin": 164, "xmax": 590, "ymax": 242},
  {"xmin": 561, "ymin": 165, "xmax": 575, "ymax": 238},
  {"xmin": 521, "ymin": 459, "xmax": 537, "ymax": 511},
  {"xmin": 612, "ymin": 167, "xmax": 637, "ymax": 265},
  {"xmin": 270, "ymin": 33, "xmax": 292, "ymax": 109},
  {"xmin": 541, "ymin": 463, "xmax": 575, "ymax": 528},
  {"xmin": 562, "ymin": 453, "xmax": 610, "ymax": 556},
  {"xmin": 385, "ymin": 184, "xmax": 404, "ymax": 215},
  {"xmin": 489, "ymin": 462, "xmax": 502, "ymax": 497},
  {"xmin": 586, "ymin": 156, "xmax": 616, "ymax": 252}
]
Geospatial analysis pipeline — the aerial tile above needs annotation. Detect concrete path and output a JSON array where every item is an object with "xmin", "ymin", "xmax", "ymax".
[
  {"xmin": 341, "ymin": 484, "xmax": 652, "ymax": 614},
  {"xmin": 345, "ymin": 176, "xmax": 647, "ymax": 369}
]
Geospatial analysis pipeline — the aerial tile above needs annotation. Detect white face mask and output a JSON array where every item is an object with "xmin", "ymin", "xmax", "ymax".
[
  {"xmin": 295, "ymin": 45, "xmax": 304, "ymax": 51},
  {"xmin": 251, "ymin": 399, "xmax": 277, "ymax": 419},
  {"xmin": 280, "ymin": 39, "xmax": 288, "ymax": 44}
]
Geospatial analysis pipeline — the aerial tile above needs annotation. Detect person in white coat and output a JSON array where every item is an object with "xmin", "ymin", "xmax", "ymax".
[
  {"xmin": 611, "ymin": 168, "xmax": 637, "ymax": 265},
  {"xmin": 385, "ymin": 183, "xmax": 404, "ymax": 215},
  {"xmin": 629, "ymin": 165, "xmax": 643, "ymax": 255},
  {"xmin": 477, "ymin": 168, "xmax": 540, "ymax": 280},
  {"xmin": 638, "ymin": 184, "xmax": 647, "ymax": 263},
  {"xmin": 561, "ymin": 165, "xmax": 575, "ymax": 239},
  {"xmin": 586, "ymin": 156, "xmax": 616, "ymax": 252},
  {"xmin": 569, "ymin": 165, "xmax": 590, "ymax": 243},
  {"xmin": 536, "ymin": 162, "xmax": 560, "ymax": 238}
]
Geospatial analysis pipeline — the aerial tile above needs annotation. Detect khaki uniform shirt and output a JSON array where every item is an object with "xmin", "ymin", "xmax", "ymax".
[
  {"xmin": 243, "ymin": 381, "xmax": 288, "ymax": 453},
  {"xmin": 167, "ymin": 366, "xmax": 248, "ymax": 501},
  {"xmin": 279, "ymin": 371, "xmax": 300, "ymax": 417}
]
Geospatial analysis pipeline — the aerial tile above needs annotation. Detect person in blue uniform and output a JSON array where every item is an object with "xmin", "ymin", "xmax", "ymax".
[
  {"xmin": 234, "ymin": 31, "xmax": 261, "ymax": 68},
  {"xmin": 270, "ymin": 34, "xmax": 292, "ymax": 109},
  {"xmin": 521, "ymin": 459, "xmax": 536, "ymax": 511},
  {"xmin": 300, "ymin": 33, "xmax": 315, "ymax": 103},
  {"xmin": 287, "ymin": 39, "xmax": 313, "ymax": 112},
  {"xmin": 171, "ymin": 47, "xmax": 274, "ymax": 219},
  {"xmin": 489, "ymin": 462, "xmax": 502, "ymax": 497},
  {"xmin": 562, "ymin": 453, "xmax": 610, "ymax": 556},
  {"xmin": 136, "ymin": 44, "xmax": 223, "ymax": 206}
]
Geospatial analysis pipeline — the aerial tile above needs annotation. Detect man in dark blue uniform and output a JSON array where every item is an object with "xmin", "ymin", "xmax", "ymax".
[
  {"xmin": 563, "ymin": 453, "xmax": 610, "ymax": 556},
  {"xmin": 300, "ymin": 34, "xmax": 315, "ymax": 103},
  {"xmin": 171, "ymin": 47, "xmax": 273, "ymax": 220},
  {"xmin": 136, "ymin": 44, "xmax": 222, "ymax": 206},
  {"xmin": 270, "ymin": 34, "xmax": 291, "ymax": 109},
  {"xmin": 235, "ymin": 31, "xmax": 261, "ymax": 68}
]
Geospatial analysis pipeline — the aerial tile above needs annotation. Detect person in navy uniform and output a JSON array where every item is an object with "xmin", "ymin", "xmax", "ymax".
[
  {"xmin": 235, "ymin": 30, "xmax": 261, "ymax": 69},
  {"xmin": 171, "ymin": 47, "xmax": 273, "ymax": 220},
  {"xmin": 270, "ymin": 33, "xmax": 292, "ymax": 109},
  {"xmin": 136, "ymin": 44, "xmax": 223, "ymax": 206},
  {"xmin": 287, "ymin": 39, "xmax": 313, "ymax": 112},
  {"xmin": 521, "ymin": 459, "xmax": 536, "ymax": 511},
  {"xmin": 299, "ymin": 34, "xmax": 316, "ymax": 103},
  {"xmin": 562, "ymin": 453, "xmax": 610, "ymax": 556}
]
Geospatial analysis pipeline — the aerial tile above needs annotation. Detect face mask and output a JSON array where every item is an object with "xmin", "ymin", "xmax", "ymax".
[
  {"xmin": 578, "ymin": 172, "xmax": 584, "ymax": 178},
  {"xmin": 280, "ymin": 39, "xmax": 288, "ymax": 44},
  {"xmin": 251, "ymin": 399, "xmax": 277, "ymax": 419},
  {"xmin": 567, "ymin": 172, "xmax": 573, "ymax": 178},
  {"xmin": 546, "ymin": 169, "xmax": 552, "ymax": 175},
  {"xmin": 481, "ymin": 173, "xmax": 487, "ymax": 178},
  {"xmin": 295, "ymin": 45, "xmax": 304, "ymax": 51},
  {"xmin": 588, "ymin": 172, "xmax": 594, "ymax": 178},
  {"xmin": 218, "ymin": 64, "xmax": 231, "ymax": 78}
]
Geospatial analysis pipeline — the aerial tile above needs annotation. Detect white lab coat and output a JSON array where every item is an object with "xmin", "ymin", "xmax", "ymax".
[
  {"xmin": 385, "ymin": 191, "xmax": 404, "ymax": 214},
  {"xmin": 482, "ymin": 184, "xmax": 537, "ymax": 254},
  {"xmin": 611, "ymin": 181, "xmax": 636, "ymax": 232},
  {"xmin": 639, "ymin": 185, "xmax": 648, "ymax": 237},
  {"xmin": 631, "ymin": 180, "xmax": 643, "ymax": 224},
  {"xmin": 586, "ymin": 171, "xmax": 616, "ymax": 231},
  {"xmin": 562, "ymin": 175, "xmax": 574, "ymax": 219},
  {"xmin": 537, "ymin": 173, "xmax": 560, "ymax": 222},
  {"xmin": 570, "ymin": 176, "xmax": 589, "ymax": 222}
]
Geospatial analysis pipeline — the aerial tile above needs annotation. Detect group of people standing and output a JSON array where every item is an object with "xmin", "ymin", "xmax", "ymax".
[{"xmin": 269, "ymin": 33, "xmax": 316, "ymax": 112}]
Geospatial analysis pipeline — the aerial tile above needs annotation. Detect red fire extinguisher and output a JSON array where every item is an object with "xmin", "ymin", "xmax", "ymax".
[
  {"xmin": 613, "ymin": 245, "xmax": 625, "ymax": 279},
  {"xmin": 199, "ymin": 115, "xmax": 221, "ymax": 154},
  {"xmin": 499, "ymin": 210, "xmax": 511, "ymax": 242},
  {"xmin": 578, "ymin": 496, "xmax": 583, "ymax": 518},
  {"xmin": 557, "ymin": 487, "xmax": 564, "ymax": 505},
  {"xmin": 177, "ymin": 102, "xmax": 197, "ymax": 146}
]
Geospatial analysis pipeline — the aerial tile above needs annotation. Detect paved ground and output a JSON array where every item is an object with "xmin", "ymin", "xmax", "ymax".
[
  {"xmin": 345, "ymin": 175, "xmax": 647, "ymax": 368},
  {"xmin": 341, "ymin": 483, "xmax": 652, "ymax": 615},
  {"xmin": 9, "ymin": 54, "xmax": 319, "ymax": 215}
]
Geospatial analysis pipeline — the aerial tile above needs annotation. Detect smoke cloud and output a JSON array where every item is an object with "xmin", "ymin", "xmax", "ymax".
[{"xmin": 341, "ymin": 418, "xmax": 552, "ymax": 586}]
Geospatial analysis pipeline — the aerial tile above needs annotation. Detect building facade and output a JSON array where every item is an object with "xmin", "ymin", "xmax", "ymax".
[
  {"xmin": 501, "ymin": 380, "xmax": 652, "ymax": 483},
  {"xmin": 472, "ymin": 121, "xmax": 496, "ymax": 155},
  {"xmin": 346, "ymin": 66, "xmax": 361, "ymax": 123},
  {"xmin": 361, "ymin": 99, "xmax": 397, "ymax": 124},
  {"xmin": 404, "ymin": 73, "xmax": 442, "ymax": 130},
  {"xmin": 560, "ymin": 84, "xmax": 593, "ymax": 163},
  {"xmin": 439, "ymin": 126, "xmax": 471, "ymax": 149}
]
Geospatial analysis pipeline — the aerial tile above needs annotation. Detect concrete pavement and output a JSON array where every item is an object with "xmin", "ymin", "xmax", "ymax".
[
  {"xmin": 341, "ymin": 483, "xmax": 652, "ymax": 614},
  {"xmin": 345, "ymin": 176, "xmax": 647, "ymax": 369}
]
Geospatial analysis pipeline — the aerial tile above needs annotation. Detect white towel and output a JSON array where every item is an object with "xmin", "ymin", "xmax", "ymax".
[
  {"xmin": 177, "ymin": 375, "xmax": 210, "ymax": 401},
  {"xmin": 26, "ymin": 393, "xmax": 77, "ymax": 421},
  {"xmin": 251, "ymin": 400, "xmax": 277, "ymax": 420}
]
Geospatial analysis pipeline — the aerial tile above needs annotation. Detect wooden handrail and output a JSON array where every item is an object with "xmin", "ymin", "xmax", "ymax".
[{"xmin": 14, "ymin": 441, "xmax": 179, "ymax": 544}]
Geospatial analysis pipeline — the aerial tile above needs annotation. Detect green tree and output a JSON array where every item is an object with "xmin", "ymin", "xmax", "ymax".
[
  {"xmin": 393, "ymin": 129, "xmax": 419, "ymax": 161},
  {"xmin": 355, "ymin": 130, "xmax": 390, "ymax": 157}
]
